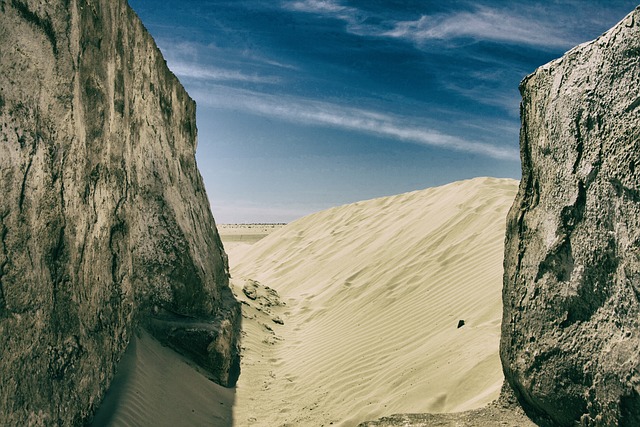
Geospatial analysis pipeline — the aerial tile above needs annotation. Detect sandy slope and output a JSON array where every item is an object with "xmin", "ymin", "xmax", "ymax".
[
  {"xmin": 227, "ymin": 177, "xmax": 519, "ymax": 426},
  {"xmin": 91, "ymin": 330, "xmax": 235, "ymax": 427},
  {"xmin": 94, "ymin": 177, "xmax": 517, "ymax": 426}
]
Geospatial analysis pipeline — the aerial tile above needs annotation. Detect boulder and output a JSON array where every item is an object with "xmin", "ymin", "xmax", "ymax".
[
  {"xmin": 0, "ymin": 0, "xmax": 239, "ymax": 424},
  {"xmin": 501, "ymin": 6, "xmax": 640, "ymax": 426}
]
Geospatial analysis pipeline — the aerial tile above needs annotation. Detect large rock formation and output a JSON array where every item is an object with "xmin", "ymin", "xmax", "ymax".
[
  {"xmin": 501, "ymin": 6, "xmax": 640, "ymax": 426},
  {"xmin": 0, "ymin": 0, "xmax": 240, "ymax": 425}
]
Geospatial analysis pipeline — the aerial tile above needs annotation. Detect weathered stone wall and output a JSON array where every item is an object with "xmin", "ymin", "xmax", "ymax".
[
  {"xmin": 501, "ymin": 7, "xmax": 640, "ymax": 426},
  {"xmin": 0, "ymin": 0, "xmax": 239, "ymax": 424}
]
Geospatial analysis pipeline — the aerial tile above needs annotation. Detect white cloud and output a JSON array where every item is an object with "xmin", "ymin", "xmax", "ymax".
[
  {"xmin": 283, "ymin": 1, "xmax": 577, "ymax": 49},
  {"xmin": 249, "ymin": 56, "xmax": 300, "ymax": 71},
  {"xmin": 444, "ymin": 81, "xmax": 521, "ymax": 115},
  {"xmin": 191, "ymin": 85, "xmax": 519, "ymax": 161},
  {"xmin": 169, "ymin": 61, "xmax": 280, "ymax": 84},
  {"xmin": 281, "ymin": 0, "xmax": 377, "ymax": 36},
  {"xmin": 383, "ymin": 7, "xmax": 576, "ymax": 49},
  {"xmin": 285, "ymin": 0, "xmax": 347, "ymax": 14},
  {"xmin": 155, "ymin": 38, "xmax": 295, "ymax": 83}
]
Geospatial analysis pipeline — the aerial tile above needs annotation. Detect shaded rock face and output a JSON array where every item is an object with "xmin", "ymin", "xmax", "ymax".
[
  {"xmin": 0, "ymin": 0, "xmax": 239, "ymax": 425},
  {"xmin": 501, "ymin": 7, "xmax": 640, "ymax": 426}
]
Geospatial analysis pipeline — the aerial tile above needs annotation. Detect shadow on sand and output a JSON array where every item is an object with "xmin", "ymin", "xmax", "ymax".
[{"xmin": 90, "ymin": 329, "xmax": 235, "ymax": 426}]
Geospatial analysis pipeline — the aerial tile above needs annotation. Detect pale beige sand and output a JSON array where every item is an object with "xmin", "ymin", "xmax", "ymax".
[
  {"xmin": 91, "ymin": 330, "xmax": 235, "ymax": 427},
  {"xmin": 226, "ymin": 177, "xmax": 519, "ymax": 426},
  {"xmin": 90, "ymin": 225, "xmax": 280, "ymax": 427},
  {"xmin": 96, "ymin": 177, "xmax": 517, "ymax": 426}
]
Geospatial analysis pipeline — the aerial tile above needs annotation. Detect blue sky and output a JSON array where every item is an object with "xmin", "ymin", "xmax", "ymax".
[{"xmin": 128, "ymin": 0, "xmax": 638, "ymax": 223}]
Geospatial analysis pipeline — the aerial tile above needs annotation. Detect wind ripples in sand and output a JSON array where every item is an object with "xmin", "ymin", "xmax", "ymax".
[{"xmin": 226, "ymin": 177, "xmax": 519, "ymax": 426}]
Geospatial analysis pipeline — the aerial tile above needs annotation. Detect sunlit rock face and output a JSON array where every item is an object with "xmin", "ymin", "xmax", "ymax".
[
  {"xmin": 0, "ymin": 0, "xmax": 239, "ymax": 424},
  {"xmin": 501, "ymin": 7, "xmax": 640, "ymax": 426}
]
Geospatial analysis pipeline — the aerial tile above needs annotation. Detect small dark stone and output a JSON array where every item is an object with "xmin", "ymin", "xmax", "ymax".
[
  {"xmin": 242, "ymin": 285, "xmax": 258, "ymax": 300},
  {"xmin": 457, "ymin": 319, "xmax": 465, "ymax": 329}
]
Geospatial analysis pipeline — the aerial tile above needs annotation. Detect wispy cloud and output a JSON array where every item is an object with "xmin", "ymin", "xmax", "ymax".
[
  {"xmin": 283, "ymin": 1, "xmax": 578, "ymax": 49},
  {"xmin": 286, "ymin": 0, "xmax": 347, "ymax": 14},
  {"xmin": 191, "ymin": 85, "xmax": 518, "ymax": 161},
  {"xmin": 382, "ymin": 6, "xmax": 577, "ymax": 49},
  {"xmin": 155, "ymin": 38, "xmax": 296, "ymax": 83},
  {"xmin": 169, "ymin": 61, "xmax": 280, "ymax": 84},
  {"xmin": 248, "ymin": 55, "xmax": 300, "ymax": 71},
  {"xmin": 450, "ymin": 84, "xmax": 520, "ymax": 115},
  {"xmin": 443, "ymin": 68, "xmax": 523, "ymax": 115},
  {"xmin": 281, "ymin": 0, "xmax": 382, "ymax": 36}
]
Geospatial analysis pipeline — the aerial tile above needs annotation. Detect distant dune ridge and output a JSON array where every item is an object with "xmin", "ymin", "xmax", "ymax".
[{"xmin": 224, "ymin": 177, "xmax": 519, "ymax": 426}]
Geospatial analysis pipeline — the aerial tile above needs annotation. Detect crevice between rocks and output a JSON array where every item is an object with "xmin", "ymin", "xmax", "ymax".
[
  {"xmin": 18, "ymin": 155, "xmax": 33, "ymax": 212},
  {"xmin": 0, "ymin": 211, "xmax": 8, "ymax": 316},
  {"xmin": 108, "ymin": 172, "xmax": 129, "ymax": 291},
  {"xmin": 572, "ymin": 110, "xmax": 584, "ymax": 174}
]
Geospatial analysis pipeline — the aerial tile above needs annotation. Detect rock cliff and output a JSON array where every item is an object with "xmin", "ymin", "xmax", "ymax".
[
  {"xmin": 501, "ymin": 6, "xmax": 640, "ymax": 426},
  {"xmin": 0, "ymin": 0, "xmax": 240, "ymax": 425}
]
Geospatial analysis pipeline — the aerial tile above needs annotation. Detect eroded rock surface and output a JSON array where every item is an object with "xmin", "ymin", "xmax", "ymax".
[
  {"xmin": 0, "ymin": 0, "xmax": 239, "ymax": 424},
  {"xmin": 501, "ymin": 7, "xmax": 640, "ymax": 426}
]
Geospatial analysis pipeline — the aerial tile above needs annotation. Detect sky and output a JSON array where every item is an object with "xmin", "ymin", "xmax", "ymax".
[{"xmin": 128, "ymin": 0, "xmax": 639, "ymax": 223}]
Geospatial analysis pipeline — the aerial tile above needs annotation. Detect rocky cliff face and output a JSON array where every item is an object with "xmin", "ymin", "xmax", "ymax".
[
  {"xmin": 0, "ymin": 0, "xmax": 240, "ymax": 425},
  {"xmin": 501, "ymin": 6, "xmax": 640, "ymax": 426}
]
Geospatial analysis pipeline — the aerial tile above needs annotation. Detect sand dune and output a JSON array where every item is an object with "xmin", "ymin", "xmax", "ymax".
[
  {"xmin": 91, "ymin": 330, "xmax": 235, "ymax": 427},
  {"xmin": 226, "ymin": 177, "xmax": 519, "ymax": 426},
  {"xmin": 95, "ymin": 177, "xmax": 517, "ymax": 426}
]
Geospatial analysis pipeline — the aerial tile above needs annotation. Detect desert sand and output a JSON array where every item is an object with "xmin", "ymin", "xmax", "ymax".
[
  {"xmin": 94, "ymin": 177, "xmax": 518, "ymax": 426},
  {"xmin": 226, "ymin": 177, "xmax": 519, "ymax": 426},
  {"xmin": 90, "ymin": 329, "xmax": 235, "ymax": 426}
]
